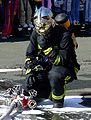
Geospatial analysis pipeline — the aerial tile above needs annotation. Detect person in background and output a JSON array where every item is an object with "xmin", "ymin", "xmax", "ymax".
[
  {"xmin": 0, "ymin": 0, "xmax": 3, "ymax": 26},
  {"xmin": 1, "ymin": 0, "xmax": 19, "ymax": 39},
  {"xmin": 32, "ymin": 0, "xmax": 42, "ymax": 15},
  {"xmin": 0, "ymin": 0, "xmax": 2, "ymax": 5},
  {"xmin": 71, "ymin": 0, "xmax": 80, "ymax": 25},
  {"xmin": 23, "ymin": 7, "xmax": 80, "ymax": 108},
  {"xmin": 51, "ymin": 0, "xmax": 64, "ymax": 17},
  {"xmin": 19, "ymin": 0, "xmax": 33, "ymax": 29},
  {"xmin": 55, "ymin": 13, "xmax": 78, "ymax": 49},
  {"xmin": 42, "ymin": 0, "xmax": 52, "ymax": 9}
]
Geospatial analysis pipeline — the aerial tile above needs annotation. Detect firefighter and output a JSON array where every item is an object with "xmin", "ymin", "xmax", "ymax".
[
  {"xmin": 55, "ymin": 13, "xmax": 78, "ymax": 49},
  {"xmin": 23, "ymin": 6, "xmax": 80, "ymax": 108}
]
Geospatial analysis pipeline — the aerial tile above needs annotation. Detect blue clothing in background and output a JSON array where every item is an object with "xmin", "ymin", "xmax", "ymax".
[
  {"xmin": 63, "ymin": 0, "xmax": 72, "ymax": 23},
  {"xmin": 85, "ymin": 0, "xmax": 91, "ymax": 22},
  {"xmin": 52, "ymin": 0, "xmax": 63, "ymax": 16},
  {"xmin": 42, "ymin": 0, "xmax": 51, "ymax": 9},
  {"xmin": 71, "ymin": 0, "xmax": 80, "ymax": 22}
]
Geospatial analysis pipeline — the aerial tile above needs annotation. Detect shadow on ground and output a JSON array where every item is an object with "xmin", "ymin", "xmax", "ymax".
[{"xmin": 0, "ymin": 28, "xmax": 33, "ymax": 42}]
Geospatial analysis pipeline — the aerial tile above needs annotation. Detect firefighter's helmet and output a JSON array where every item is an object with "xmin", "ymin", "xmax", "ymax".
[{"xmin": 34, "ymin": 6, "xmax": 54, "ymax": 35}]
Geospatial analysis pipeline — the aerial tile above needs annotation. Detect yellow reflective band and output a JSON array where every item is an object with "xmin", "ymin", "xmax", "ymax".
[
  {"xmin": 64, "ymin": 84, "xmax": 66, "ymax": 95},
  {"xmin": 52, "ymin": 84, "xmax": 66, "ymax": 100},
  {"xmin": 65, "ymin": 75, "xmax": 72, "ymax": 84},
  {"xmin": 38, "ymin": 45, "xmax": 53, "ymax": 55},
  {"xmin": 64, "ymin": 75, "xmax": 71, "ymax": 81},
  {"xmin": 53, "ymin": 55, "xmax": 60, "ymax": 65},
  {"xmin": 43, "ymin": 47, "xmax": 53, "ymax": 55},
  {"xmin": 38, "ymin": 44, "xmax": 42, "ymax": 49},
  {"xmin": 74, "ymin": 67, "xmax": 79, "ymax": 74},
  {"xmin": 48, "ymin": 92, "xmax": 52, "ymax": 99},
  {"xmin": 25, "ymin": 58, "xmax": 31, "ymax": 62},
  {"xmin": 52, "ymin": 92, "xmax": 65, "ymax": 100},
  {"xmin": 25, "ymin": 68, "xmax": 31, "ymax": 75}
]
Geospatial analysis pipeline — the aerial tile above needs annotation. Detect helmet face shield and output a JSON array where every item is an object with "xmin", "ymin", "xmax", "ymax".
[
  {"xmin": 33, "ymin": 7, "xmax": 54, "ymax": 35},
  {"xmin": 34, "ymin": 17, "xmax": 53, "ymax": 34}
]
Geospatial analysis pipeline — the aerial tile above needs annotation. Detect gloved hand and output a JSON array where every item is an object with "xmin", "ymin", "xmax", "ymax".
[
  {"xmin": 23, "ymin": 73, "xmax": 36, "ymax": 96},
  {"xmin": 33, "ymin": 64, "xmax": 43, "ymax": 71},
  {"xmin": 24, "ymin": 58, "xmax": 32, "ymax": 74},
  {"xmin": 25, "ymin": 57, "xmax": 44, "ymax": 69},
  {"xmin": 24, "ymin": 58, "xmax": 32, "ymax": 70},
  {"xmin": 25, "ymin": 58, "xmax": 42, "ymax": 74}
]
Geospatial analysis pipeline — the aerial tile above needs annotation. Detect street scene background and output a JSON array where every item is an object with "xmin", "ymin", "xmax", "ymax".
[
  {"xmin": 0, "ymin": 36, "xmax": 91, "ymax": 120},
  {"xmin": 0, "ymin": 0, "xmax": 91, "ymax": 119},
  {"xmin": 0, "ymin": 36, "xmax": 91, "ymax": 94}
]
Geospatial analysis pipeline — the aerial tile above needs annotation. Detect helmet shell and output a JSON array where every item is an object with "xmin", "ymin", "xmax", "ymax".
[
  {"xmin": 34, "ymin": 7, "xmax": 54, "ymax": 35},
  {"xmin": 34, "ymin": 6, "xmax": 53, "ymax": 19},
  {"xmin": 55, "ymin": 13, "xmax": 68, "ymax": 24}
]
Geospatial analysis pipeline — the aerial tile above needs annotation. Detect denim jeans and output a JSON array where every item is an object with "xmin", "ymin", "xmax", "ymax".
[
  {"xmin": 42, "ymin": 0, "xmax": 52, "ymax": 9},
  {"xmin": 62, "ymin": 0, "xmax": 72, "ymax": 23},
  {"xmin": 71, "ymin": 0, "xmax": 80, "ymax": 22},
  {"xmin": 67, "ymin": 0, "xmax": 72, "ymax": 12},
  {"xmin": 52, "ymin": 0, "xmax": 63, "ymax": 17},
  {"xmin": 85, "ymin": 0, "xmax": 91, "ymax": 22},
  {"xmin": 63, "ymin": 0, "xmax": 67, "ymax": 12}
]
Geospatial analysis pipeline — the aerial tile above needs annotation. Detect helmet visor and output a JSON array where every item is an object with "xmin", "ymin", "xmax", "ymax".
[{"xmin": 34, "ymin": 17, "xmax": 53, "ymax": 34}]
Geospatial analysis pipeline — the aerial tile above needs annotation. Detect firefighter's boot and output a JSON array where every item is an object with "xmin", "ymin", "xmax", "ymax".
[{"xmin": 53, "ymin": 98, "xmax": 64, "ymax": 108}]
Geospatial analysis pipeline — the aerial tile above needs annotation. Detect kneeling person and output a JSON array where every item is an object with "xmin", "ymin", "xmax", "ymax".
[{"xmin": 23, "ymin": 7, "xmax": 80, "ymax": 108}]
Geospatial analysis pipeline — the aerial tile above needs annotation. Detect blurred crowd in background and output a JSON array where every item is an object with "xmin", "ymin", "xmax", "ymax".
[{"xmin": 0, "ymin": 0, "xmax": 91, "ymax": 40}]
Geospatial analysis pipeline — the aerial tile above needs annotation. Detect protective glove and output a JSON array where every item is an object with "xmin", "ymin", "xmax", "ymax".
[
  {"xmin": 24, "ymin": 58, "xmax": 32, "ymax": 74},
  {"xmin": 33, "ymin": 64, "xmax": 43, "ymax": 71},
  {"xmin": 24, "ymin": 58, "xmax": 32, "ymax": 70},
  {"xmin": 23, "ymin": 73, "xmax": 36, "ymax": 96},
  {"xmin": 24, "ymin": 57, "xmax": 41, "ymax": 74}
]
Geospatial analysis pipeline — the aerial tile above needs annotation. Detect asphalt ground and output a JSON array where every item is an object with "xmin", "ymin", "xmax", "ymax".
[{"xmin": 0, "ymin": 36, "xmax": 91, "ymax": 95}]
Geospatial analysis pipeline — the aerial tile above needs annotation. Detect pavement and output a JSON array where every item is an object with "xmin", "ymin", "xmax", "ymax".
[{"xmin": 0, "ymin": 36, "xmax": 91, "ymax": 95}]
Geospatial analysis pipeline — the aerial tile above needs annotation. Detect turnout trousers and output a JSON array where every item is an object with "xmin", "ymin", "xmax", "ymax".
[
  {"xmin": 24, "ymin": 71, "xmax": 51, "ymax": 99},
  {"xmin": 48, "ymin": 66, "xmax": 69, "ymax": 101}
]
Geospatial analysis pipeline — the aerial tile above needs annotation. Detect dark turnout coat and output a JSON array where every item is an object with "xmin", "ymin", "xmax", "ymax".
[
  {"xmin": 26, "ymin": 25, "xmax": 80, "ymax": 79},
  {"xmin": 24, "ymin": 25, "xmax": 80, "ymax": 98}
]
